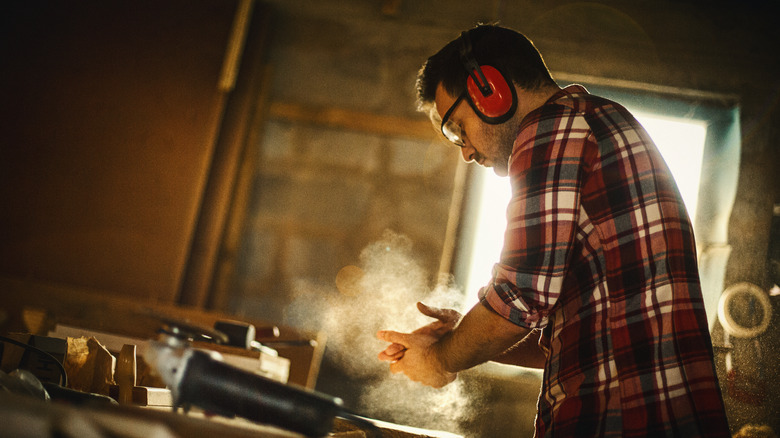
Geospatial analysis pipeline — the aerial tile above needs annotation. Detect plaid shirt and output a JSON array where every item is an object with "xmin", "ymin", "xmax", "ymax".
[{"xmin": 478, "ymin": 85, "xmax": 729, "ymax": 437}]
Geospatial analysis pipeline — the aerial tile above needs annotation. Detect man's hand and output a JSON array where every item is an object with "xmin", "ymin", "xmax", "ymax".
[
  {"xmin": 377, "ymin": 302, "xmax": 461, "ymax": 362},
  {"xmin": 376, "ymin": 302, "xmax": 461, "ymax": 388},
  {"xmin": 378, "ymin": 302, "xmax": 532, "ymax": 387},
  {"xmin": 412, "ymin": 302, "xmax": 462, "ymax": 337},
  {"xmin": 376, "ymin": 329, "xmax": 456, "ymax": 388}
]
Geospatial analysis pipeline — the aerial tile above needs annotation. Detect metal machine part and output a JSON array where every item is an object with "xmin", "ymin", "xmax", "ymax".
[
  {"xmin": 158, "ymin": 316, "xmax": 229, "ymax": 345},
  {"xmin": 214, "ymin": 320, "xmax": 258, "ymax": 349},
  {"xmin": 147, "ymin": 325, "xmax": 378, "ymax": 437},
  {"xmin": 146, "ymin": 336, "xmax": 195, "ymax": 406},
  {"xmin": 0, "ymin": 369, "xmax": 50, "ymax": 401},
  {"xmin": 181, "ymin": 348, "xmax": 342, "ymax": 436}
]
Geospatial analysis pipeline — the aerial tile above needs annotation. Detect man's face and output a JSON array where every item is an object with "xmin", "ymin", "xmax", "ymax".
[{"xmin": 433, "ymin": 83, "xmax": 516, "ymax": 176}]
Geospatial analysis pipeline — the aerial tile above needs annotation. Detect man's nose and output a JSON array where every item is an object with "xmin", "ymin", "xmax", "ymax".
[{"xmin": 460, "ymin": 145, "xmax": 476, "ymax": 162}]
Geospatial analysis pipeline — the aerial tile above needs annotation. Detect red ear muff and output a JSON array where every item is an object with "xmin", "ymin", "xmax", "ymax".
[
  {"xmin": 466, "ymin": 65, "xmax": 514, "ymax": 119},
  {"xmin": 458, "ymin": 31, "xmax": 517, "ymax": 124}
]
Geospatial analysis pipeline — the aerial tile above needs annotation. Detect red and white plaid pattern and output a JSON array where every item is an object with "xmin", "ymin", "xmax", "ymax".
[{"xmin": 478, "ymin": 85, "xmax": 729, "ymax": 437}]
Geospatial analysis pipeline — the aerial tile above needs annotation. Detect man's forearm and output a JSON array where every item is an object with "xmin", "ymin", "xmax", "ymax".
[
  {"xmin": 491, "ymin": 329, "xmax": 546, "ymax": 369},
  {"xmin": 432, "ymin": 302, "xmax": 531, "ymax": 373}
]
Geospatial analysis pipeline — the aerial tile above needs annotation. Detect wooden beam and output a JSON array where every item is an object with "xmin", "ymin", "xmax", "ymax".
[
  {"xmin": 553, "ymin": 71, "xmax": 740, "ymax": 103},
  {"xmin": 267, "ymin": 101, "xmax": 440, "ymax": 141},
  {"xmin": 178, "ymin": 4, "xmax": 270, "ymax": 308}
]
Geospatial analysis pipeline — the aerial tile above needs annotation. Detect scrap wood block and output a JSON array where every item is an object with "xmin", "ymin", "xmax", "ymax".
[
  {"xmin": 108, "ymin": 385, "xmax": 173, "ymax": 407},
  {"xmin": 191, "ymin": 341, "xmax": 290, "ymax": 384},
  {"xmin": 64, "ymin": 337, "xmax": 116, "ymax": 396}
]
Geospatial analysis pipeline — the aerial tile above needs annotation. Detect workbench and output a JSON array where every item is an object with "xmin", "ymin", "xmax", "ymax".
[{"xmin": 0, "ymin": 390, "xmax": 461, "ymax": 438}]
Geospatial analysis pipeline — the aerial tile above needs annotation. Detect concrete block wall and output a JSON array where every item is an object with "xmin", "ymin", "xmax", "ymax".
[{"xmin": 233, "ymin": 117, "xmax": 458, "ymax": 322}]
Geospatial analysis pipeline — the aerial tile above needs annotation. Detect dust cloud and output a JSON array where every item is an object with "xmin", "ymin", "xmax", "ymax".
[{"xmin": 284, "ymin": 230, "xmax": 478, "ymax": 433}]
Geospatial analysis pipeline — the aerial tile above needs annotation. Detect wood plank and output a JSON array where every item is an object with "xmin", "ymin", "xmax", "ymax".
[
  {"xmin": 267, "ymin": 101, "xmax": 440, "ymax": 141},
  {"xmin": 178, "ymin": 2, "xmax": 270, "ymax": 308}
]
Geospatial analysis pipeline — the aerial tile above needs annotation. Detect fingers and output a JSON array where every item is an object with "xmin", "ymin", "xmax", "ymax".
[
  {"xmin": 383, "ymin": 342, "xmax": 406, "ymax": 356},
  {"xmin": 378, "ymin": 342, "xmax": 406, "ymax": 362},
  {"xmin": 376, "ymin": 330, "xmax": 409, "ymax": 346},
  {"xmin": 377, "ymin": 331, "xmax": 414, "ymax": 364},
  {"xmin": 416, "ymin": 301, "xmax": 440, "ymax": 318},
  {"xmin": 416, "ymin": 302, "xmax": 461, "ymax": 323},
  {"xmin": 378, "ymin": 350, "xmax": 404, "ymax": 362},
  {"xmin": 376, "ymin": 328, "xmax": 458, "ymax": 388}
]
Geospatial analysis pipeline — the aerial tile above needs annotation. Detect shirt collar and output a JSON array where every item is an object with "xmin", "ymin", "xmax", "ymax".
[{"xmin": 544, "ymin": 84, "xmax": 590, "ymax": 106}]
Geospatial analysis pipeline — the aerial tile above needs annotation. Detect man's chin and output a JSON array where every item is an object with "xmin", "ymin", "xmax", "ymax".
[
  {"xmin": 477, "ymin": 160, "xmax": 508, "ymax": 177},
  {"xmin": 492, "ymin": 166, "xmax": 509, "ymax": 177}
]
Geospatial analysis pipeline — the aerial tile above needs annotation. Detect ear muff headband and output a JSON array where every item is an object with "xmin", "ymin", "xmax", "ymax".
[{"xmin": 458, "ymin": 31, "xmax": 517, "ymax": 124}]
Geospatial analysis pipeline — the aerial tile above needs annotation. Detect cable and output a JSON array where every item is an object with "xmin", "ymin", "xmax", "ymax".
[{"xmin": 0, "ymin": 334, "xmax": 68, "ymax": 387}]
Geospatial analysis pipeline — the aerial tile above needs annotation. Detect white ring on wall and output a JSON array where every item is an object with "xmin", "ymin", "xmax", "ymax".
[{"xmin": 717, "ymin": 282, "xmax": 772, "ymax": 338}]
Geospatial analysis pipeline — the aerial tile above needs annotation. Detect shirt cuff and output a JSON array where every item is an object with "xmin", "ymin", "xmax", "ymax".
[{"xmin": 478, "ymin": 284, "xmax": 549, "ymax": 329}]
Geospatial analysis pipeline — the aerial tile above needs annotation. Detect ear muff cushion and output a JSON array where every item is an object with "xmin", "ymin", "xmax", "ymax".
[{"xmin": 466, "ymin": 65, "xmax": 513, "ymax": 119}]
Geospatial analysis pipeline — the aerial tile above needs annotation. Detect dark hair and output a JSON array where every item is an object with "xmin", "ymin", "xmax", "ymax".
[{"xmin": 416, "ymin": 24, "xmax": 555, "ymax": 112}]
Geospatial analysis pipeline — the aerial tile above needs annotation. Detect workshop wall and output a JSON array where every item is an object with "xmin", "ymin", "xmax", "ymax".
[
  {"xmin": 227, "ymin": 3, "xmax": 464, "ymax": 323},
  {"xmin": 225, "ymin": 1, "xmax": 779, "ymax": 436}
]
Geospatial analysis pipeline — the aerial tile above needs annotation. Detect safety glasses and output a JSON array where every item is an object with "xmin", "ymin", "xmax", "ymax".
[{"xmin": 432, "ymin": 91, "xmax": 467, "ymax": 147}]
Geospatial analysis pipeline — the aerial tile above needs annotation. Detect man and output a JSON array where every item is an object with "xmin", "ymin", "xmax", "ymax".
[{"xmin": 377, "ymin": 24, "xmax": 730, "ymax": 437}]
